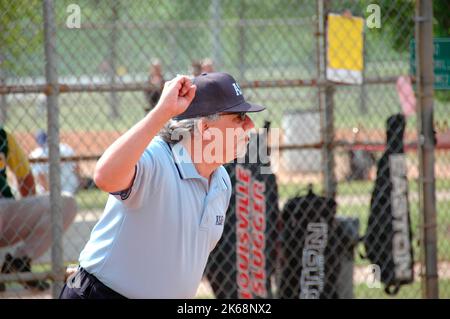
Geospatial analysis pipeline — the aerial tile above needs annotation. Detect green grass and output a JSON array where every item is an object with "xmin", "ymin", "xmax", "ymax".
[
  {"xmin": 354, "ymin": 279, "xmax": 450, "ymax": 299},
  {"xmin": 75, "ymin": 188, "xmax": 109, "ymax": 211},
  {"xmin": 4, "ymin": 92, "xmax": 146, "ymax": 134},
  {"xmin": 27, "ymin": 261, "xmax": 450, "ymax": 299},
  {"xmin": 278, "ymin": 178, "xmax": 449, "ymax": 201},
  {"xmin": 195, "ymin": 279, "xmax": 450, "ymax": 299}
]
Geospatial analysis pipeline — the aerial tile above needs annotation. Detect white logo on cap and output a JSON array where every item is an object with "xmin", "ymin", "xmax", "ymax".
[{"xmin": 232, "ymin": 83, "xmax": 243, "ymax": 96}]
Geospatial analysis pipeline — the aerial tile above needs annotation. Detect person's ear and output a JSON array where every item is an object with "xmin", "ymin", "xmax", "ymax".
[{"xmin": 197, "ymin": 119, "xmax": 212, "ymax": 140}]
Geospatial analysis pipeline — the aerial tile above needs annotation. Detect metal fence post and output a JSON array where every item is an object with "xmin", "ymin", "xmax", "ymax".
[
  {"xmin": 109, "ymin": 0, "xmax": 120, "ymax": 118},
  {"xmin": 415, "ymin": 0, "xmax": 438, "ymax": 299},
  {"xmin": 0, "ymin": 53, "xmax": 7, "ymax": 125},
  {"xmin": 43, "ymin": 0, "xmax": 64, "ymax": 298},
  {"xmin": 317, "ymin": 0, "xmax": 336, "ymax": 199},
  {"xmin": 210, "ymin": 0, "xmax": 222, "ymax": 69},
  {"xmin": 238, "ymin": 0, "xmax": 246, "ymax": 80},
  {"xmin": 359, "ymin": 32, "xmax": 367, "ymax": 115}
]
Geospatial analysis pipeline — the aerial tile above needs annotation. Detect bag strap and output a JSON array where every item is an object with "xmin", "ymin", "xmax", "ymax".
[{"xmin": 385, "ymin": 283, "xmax": 401, "ymax": 295}]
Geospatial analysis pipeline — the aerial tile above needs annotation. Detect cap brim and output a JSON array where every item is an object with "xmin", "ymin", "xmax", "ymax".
[{"xmin": 221, "ymin": 102, "xmax": 266, "ymax": 114}]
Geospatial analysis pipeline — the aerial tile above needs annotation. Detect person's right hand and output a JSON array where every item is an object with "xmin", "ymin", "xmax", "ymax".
[{"xmin": 154, "ymin": 75, "xmax": 196, "ymax": 119}]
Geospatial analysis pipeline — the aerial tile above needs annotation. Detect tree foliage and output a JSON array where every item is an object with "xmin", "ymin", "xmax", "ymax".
[{"xmin": 0, "ymin": 0, "xmax": 43, "ymax": 75}]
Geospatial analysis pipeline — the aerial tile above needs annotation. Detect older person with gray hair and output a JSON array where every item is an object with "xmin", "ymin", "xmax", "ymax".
[{"xmin": 60, "ymin": 72, "xmax": 265, "ymax": 299}]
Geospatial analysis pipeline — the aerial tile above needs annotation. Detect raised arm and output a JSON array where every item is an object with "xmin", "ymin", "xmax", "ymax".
[{"xmin": 93, "ymin": 75, "xmax": 196, "ymax": 193}]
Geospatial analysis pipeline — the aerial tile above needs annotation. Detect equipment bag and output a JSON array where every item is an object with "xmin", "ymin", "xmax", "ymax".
[
  {"xmin": 363, "ymin": 113, "xmax": 414, "ymax": 295},
  {"xmin": 278, "ymin": 188, "xmax": 338, "ymax": 299}
]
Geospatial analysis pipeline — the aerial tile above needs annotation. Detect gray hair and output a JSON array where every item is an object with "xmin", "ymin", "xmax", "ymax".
[{"xmin": 158, "ymin": 113, "xmax": 219, "ymax": 144}]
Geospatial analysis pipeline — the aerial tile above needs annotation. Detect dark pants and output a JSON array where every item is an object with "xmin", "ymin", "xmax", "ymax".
[{"xmin": 59, "ymin": 267, "xmax": 126, "ymax": 299}]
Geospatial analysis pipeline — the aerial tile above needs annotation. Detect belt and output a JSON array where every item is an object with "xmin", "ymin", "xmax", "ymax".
[{"xmin": 73, "ymin": 267, "xmax": 127, "ymax": 299}]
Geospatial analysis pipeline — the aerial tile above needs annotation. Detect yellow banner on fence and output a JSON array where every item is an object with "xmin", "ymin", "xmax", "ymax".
[{"xmin": 327, "ymin": 13, "xmax": 364, "ymax": 84}]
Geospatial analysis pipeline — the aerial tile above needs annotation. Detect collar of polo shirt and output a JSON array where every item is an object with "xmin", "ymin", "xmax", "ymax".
[
  {"xmin": 170, "ymin": 142, "xmax": 228, "ymax": 192},
  {"xmin": 171, "ymin": 142, "xmax": 201, "ymax": 179}
]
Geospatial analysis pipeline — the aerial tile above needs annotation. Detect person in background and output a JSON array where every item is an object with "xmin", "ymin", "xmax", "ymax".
[
  {"xmin": 201, "ymin": 58, "xmax": 214, "ymax": 73},
  {"xmin": 191, "ymin": 60, "xmax": 202, "ymax": 77},
  {"xmin": 0, "ymin": 127, "xmax": 77, "ymax": 292},
  {"xmin": 144, "ymin": 59, "xmax": 165, "ymax": 113},
  {"xmin": 29, "ymin": 130, "xmax": 80, "ymax": 196}
]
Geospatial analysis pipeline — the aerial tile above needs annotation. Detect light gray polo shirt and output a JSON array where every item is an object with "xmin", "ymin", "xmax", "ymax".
[{"xmin": 79, "ymin": 136, "xmax": 232, "ymax": 298}]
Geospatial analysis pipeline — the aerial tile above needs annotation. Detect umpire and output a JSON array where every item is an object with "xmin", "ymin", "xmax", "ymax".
[{"xmin": 59, "ymin": 73, "xmax": 265, "ymax": 299}]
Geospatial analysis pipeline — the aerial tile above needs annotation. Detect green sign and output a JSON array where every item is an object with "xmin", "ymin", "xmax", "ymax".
[{"xmin": 410, "ymin": 38, "xmax": 450, "ymax": 90}]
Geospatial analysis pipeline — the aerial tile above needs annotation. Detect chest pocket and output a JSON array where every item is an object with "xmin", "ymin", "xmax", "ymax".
[{"xmin": 202, "ymin": 195, "xmax": 227, "ymax": 252}]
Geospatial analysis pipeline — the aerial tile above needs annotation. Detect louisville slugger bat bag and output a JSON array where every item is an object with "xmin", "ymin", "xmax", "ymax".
[
  {"xmin": 205, "ymin": 122, "xmax": 280, "ymax": 298},
  {"xmin": 363, "ymin": 113, "xmax": 414, "ymax": 295},
  {"xmin": 278, "ymin": 188, "xmax": 338, "ymax": 299}
]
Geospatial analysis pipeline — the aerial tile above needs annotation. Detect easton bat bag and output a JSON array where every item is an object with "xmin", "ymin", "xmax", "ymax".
[{"xmin": 363, "ymin": 113, "xmax": 414, "ymax": 295}]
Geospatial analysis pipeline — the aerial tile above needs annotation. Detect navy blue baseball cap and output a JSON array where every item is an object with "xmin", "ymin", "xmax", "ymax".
[{"xmin": 173, "ymin": 72, "xmax": 265, "ymax": 120}]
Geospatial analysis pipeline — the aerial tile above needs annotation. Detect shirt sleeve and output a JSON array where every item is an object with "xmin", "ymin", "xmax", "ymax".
[
  {"xmin": 110, "ymin": 145, "xmax": 160, "ymax": 210},
  {"xmin": 6, "ymin": 132, "xmax": 31, "ymax": 179}
]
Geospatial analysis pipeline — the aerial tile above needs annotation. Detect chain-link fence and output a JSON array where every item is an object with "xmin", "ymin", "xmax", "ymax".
[{"xmin": 0, "ymin": 0, "xmax": 449, "ymax": 299}]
